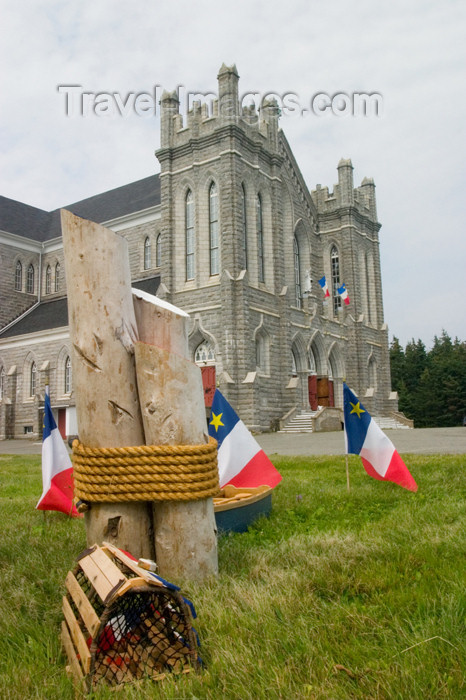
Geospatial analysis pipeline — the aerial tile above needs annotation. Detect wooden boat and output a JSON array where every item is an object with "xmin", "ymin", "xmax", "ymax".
[{"xmin": 213, "ymin": 484, "xmax": 273, "ymax": 533}]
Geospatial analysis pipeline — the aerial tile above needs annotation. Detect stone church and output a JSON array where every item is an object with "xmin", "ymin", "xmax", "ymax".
[{"xmin": 0, "ymin": 64, "xmax": 397, "ymax": 440}]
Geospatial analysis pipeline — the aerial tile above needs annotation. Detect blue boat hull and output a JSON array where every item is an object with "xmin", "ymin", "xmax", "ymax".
[{"xmin": 214, "ymin": 486, "xmax": 273, "ymax": 533}]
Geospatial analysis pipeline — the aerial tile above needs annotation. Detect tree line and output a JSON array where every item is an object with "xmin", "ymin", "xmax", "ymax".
[{"xmin": 390, "ymin": 331, "xmax": 466, "ymax": 427}]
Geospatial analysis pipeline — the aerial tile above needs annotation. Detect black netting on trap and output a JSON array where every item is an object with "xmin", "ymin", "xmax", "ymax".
[
  {"xmin": 72, "ymin": 567, "xmax": 106, "ymax": 619},
  {"xmin": 90, "ymin": 587, "xmax": 199, "ymax": 687}
]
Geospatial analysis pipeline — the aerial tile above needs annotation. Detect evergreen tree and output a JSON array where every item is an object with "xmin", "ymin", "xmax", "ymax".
[
  {"xmin": 389, "ymin": 336, "xmax": 405, "ymax": 393},
  {"xmin": 390, "ymin": 331, "xmax": 466, "ymax": 427}
]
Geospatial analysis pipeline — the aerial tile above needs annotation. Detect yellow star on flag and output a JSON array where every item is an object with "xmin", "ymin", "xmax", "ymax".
[
  {"xmin": 209, "ymin": 412, "xmax": 224, "ymax": 432},
  {"xmin": 350, "ymin": 401, "xmax": 365, "ymax": 419}
]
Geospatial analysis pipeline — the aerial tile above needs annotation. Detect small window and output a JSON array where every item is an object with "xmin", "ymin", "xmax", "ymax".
[
  {"xmin": 30, "ymin": 361, "xmax": 37, "ymax": 397},
  {"xmin": 291, "ymin": 350, "xmax": 297, "ymax": 376},
  {"xmin": 309, "ymin": 346, "xmax": 317, "ymax": 373},
  {"xmin": 255, "ymin": 331, "xmax": 269, "ymax": 374},
  {"xmin": 256, "ymin": 335, "xmax": 265, "ymax": 370},
  {"xmin": 186, "ymin": 190, "xmax": 195, "ymax": 281},
  {"xmin": 144, "ymin": 237, "xmax": 151, "ymax": 270},
  {"xmin": 55, "ymin": 262, "xmax": 60, "ymax": 292},
  {"xmin": 156, "ymin": 233, "xmax": 162, "ymax": 267},
  {"xmin": 209, "ymin": 182, "xmax": 219, "ymax": 275},
  {"xmin": 194, "ymin": 340, "xmax": 215, "ymax": 365},
  {"xmin": 27, "ymin": 264, "xmax": 35, "ymax": 294},
  {"xmin": 331, "ymin": 246, "xmax": 341, "ymax": 315},
  {"xmin": 64, "ymin": 355, "xmax": 72, "ymax": 394},
  {"xmin": 0, "ymin": 366, "xmax": 5, "ymax": 400},
  {"xmin": 45, "ymin": 265, "xmax": 52, "ymax": 295},
  {"xmin": 15, "ymin": 261, "xmax": 22, "ymax": 291},
  {"xmin": 368, "ymin": 357, "xmax": 377, "ymax": 390}
]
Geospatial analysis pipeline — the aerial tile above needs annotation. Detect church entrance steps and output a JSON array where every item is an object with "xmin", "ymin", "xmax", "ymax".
[
  {"xmin": 278, "ymin": 411, "xmax": 316, "ymax": 433},
  {"xmin": 373, "ymin": 416, "xmax": 411, "ymax": 430}
]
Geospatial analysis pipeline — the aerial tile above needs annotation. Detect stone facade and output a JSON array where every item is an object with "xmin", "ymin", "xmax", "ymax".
[{"xmin": 0, "ymin": 64, "xmax": 396, "ymax": 439}]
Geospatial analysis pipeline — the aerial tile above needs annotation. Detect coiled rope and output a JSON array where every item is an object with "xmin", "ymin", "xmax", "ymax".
[{"xmin": 72, "ymin": 437, "xmax": 220, "ymax": 503}]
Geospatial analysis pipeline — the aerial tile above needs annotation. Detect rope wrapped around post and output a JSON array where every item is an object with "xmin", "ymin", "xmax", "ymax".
[{"xmin": 72, "ymin": 436, "xmax": 220, "ymax": 503}]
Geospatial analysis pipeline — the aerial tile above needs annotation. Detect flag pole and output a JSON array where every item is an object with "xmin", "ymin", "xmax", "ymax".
[{"xmin": 345, "ymin": 454, "xmax": 350, "ymax": 493}]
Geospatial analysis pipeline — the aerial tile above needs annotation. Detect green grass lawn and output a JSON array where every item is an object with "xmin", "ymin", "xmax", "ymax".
[{"xmin": 0, "ymin": 453, "xmax": 464, "ymax": 699}]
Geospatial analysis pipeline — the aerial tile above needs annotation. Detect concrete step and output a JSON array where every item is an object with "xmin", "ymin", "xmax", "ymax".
[
  {"xmin": 373, "ymin": 416, "xmax": 411, "ymax": 430},
  {"xmin": 279, "ymin": 412, "xmax": 316, "ymax": 433}
]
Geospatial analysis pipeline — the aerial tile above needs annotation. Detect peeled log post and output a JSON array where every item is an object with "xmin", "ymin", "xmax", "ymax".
[
  {"xmin": 133, "ymin": 290, "xmax": 218, "ymax": 580},
  {"xmin": 61, "ymin": 210, "xmax": 154, "ymax": 559}
]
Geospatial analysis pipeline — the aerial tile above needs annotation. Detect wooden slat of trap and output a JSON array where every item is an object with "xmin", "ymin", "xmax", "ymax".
[
  {"xmin": 102, "ymin": 541, "xmax": 163, "ymax": 587},
  {"xmin": 114, "ymin": 576, "xmax": 151, "ymax": 598},
  {"xmin": 61, "ymin": 620, "xmax": 84, "ymax": 682},
  {"xmin": 78, "ymin": 547, "xmax": 125, "ymax": 602},
  {"xmin": 65, "ymin": 571, "xmax": 100, "ymax": 638},
  {"xmin": 62, "ymin": 597, "xmax": 91, "ymax": 675}
]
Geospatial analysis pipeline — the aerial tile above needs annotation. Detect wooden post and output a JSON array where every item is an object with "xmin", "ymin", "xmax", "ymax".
[
  {"xmin": 61, "ymin": 210, "xmax": 154, "ymax": 559},
  {"xmin": 133, "ymin": 289, "xmax": 218, "ymax": 580}
]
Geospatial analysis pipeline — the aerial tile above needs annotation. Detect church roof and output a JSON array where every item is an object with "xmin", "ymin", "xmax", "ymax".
[
  {"xmin": 0, "ymin": 197, "xmax": 52, "ymax": 241},
  {"xmin": 0, "ymin": 298, "xmax": 69, "ymax": 338},
  {"xmin": 0, "ymin": 174, "xmax": 160, "ymax": 243},
  {"xmin": 0, "ymin": 275, "xmax": 160, "ymax": 339}
]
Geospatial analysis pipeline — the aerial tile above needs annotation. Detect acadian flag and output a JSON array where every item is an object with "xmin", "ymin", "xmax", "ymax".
[
  {"xmin": 36, "ymin": 387, "xmax": 80, "ymax": 516},
  {"xmin": 318, "ymin": 275, "xmax": 330, "ymax": 297},
  {"xmin": 208, "ymin": 389, "xmax": 282, "ymax": 489},
  {"xmin": 338, "ymin": 284, "xmax": 350, "ymax": 305},
  {"xmin": 343, "ymin": 383, "xmax": 417, "ymax": 492}
]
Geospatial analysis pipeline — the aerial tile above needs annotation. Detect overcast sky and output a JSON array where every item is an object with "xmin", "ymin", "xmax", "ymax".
[{"xmin": 1, "ymin": 0, "xmax": 465, "ymax": 348}]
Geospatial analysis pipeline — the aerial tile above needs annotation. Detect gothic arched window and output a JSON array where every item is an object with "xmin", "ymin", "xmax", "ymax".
[
  {"xmin": 257, "ymin": 194, "xmax": 264, "ymax": 283},
  {"xmin": 294, "ymin": 236, "xmax": 302, "ymax": 309},
  {"xmin": 194, "ymin": 340, "xmax": 215, "ymax": 364},
  {"xmin": 331, "ymin": 246, "xmax": 341, "ymax": 315},
  {"xmin": 30, "ymin": 361, "xmax": 37, "ymax": 397},
  {"xmin": 64, "ymin": 355, "xmax": 72, "ymax": 394},
  {"xmin": 209, "ymin": 182, "xmax": 219, "ymax": 275},
  {"xmin": 15, "ymin": 261, "xmax": 22, "ymax": 291},
  {"xmin": 27, "ymin": 264, "xmax": 35, "ymax": 294},
  {"xmin": 45, "ymin": 265, "xmax": 52, "ymax": 295},
  {"xmin": 144, "ymin": 237, "xmax": 151, "ymax": 270},
  {"xmin": 55, "ymin": 262, "xmax": 60, "ymax": 292},
  {"xmin": 186, "ymin": 190, "xmax": 195, "ymax": 280}
]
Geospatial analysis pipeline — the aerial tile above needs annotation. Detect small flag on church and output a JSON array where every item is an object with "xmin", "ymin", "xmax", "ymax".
[
  {"xmin": 318, "ymin": 275, "xmax": 330, "ymax": 297},
  {"xmin": 208, "ymin": 389, "xmax": 282, "ymax": 489},
  {"xmin": 338, "ymin": 284, "xmax": 350, "ymax": 305},
  {"xmin": 343, "ymin": 383, "xmax": 417, "ymax": 492},
  {"xmin": 36, "ymin": 387, "xmax": 80, "ymax": 517}
]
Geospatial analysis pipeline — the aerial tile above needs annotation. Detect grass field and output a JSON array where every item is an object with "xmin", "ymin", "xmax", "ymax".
[{"xmin": 0, "ymin": 453, "xmax": 464, "ymax": 699}]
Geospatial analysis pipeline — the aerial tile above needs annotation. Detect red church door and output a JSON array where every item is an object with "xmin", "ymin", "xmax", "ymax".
[
  {"xmin": 308, "ymin": 375, "xmax": 318, "ymax": 410},
  {"xmin": 57, "ymin": 408, "xmax": 66, "ymax": 439},
  {"xmin": 201, "ymin": 366, "xmax": 216, "ymax": 407},
  {"xmin": 312, "ymin": 377, "xmax": 335, "ymax": 408},
  {"xmin": 328, "ymin": 379, "xmax": 335, "ymax": 407}
]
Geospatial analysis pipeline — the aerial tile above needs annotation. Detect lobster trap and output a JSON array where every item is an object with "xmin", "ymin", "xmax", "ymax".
[{"xmin": 61, "ymin": 542, "xmax": 201, "ymax": 691}]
